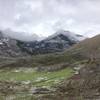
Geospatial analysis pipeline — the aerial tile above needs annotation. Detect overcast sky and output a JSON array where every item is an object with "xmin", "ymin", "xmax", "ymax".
[{"xmin": 0, "ymin": 0, "xmax": 100, "ymax": 38}]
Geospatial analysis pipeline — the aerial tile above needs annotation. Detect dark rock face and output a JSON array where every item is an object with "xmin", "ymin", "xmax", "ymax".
[{"xmin": 17, "ymin": 39, "xmax": 72, "ymax": 55}]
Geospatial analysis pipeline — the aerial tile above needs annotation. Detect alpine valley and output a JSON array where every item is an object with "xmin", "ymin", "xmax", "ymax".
[{"xmin": 0, "ymin": 29, "xmax": 100, "ymax": 100}]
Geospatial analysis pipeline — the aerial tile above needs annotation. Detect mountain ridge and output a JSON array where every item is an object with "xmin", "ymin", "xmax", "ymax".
[
  {"xmin": 18, "ymin": 30, "xmax": 86, "ymax": 54},
  {"xmin": 0, "ymin": 29, "xmax": 86, "ymax": 56}
]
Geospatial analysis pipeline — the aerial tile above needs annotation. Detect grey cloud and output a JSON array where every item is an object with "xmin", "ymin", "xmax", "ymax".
[{"xmin": 0, "ymin": 0, "xmax": 100, "ymax": 39}]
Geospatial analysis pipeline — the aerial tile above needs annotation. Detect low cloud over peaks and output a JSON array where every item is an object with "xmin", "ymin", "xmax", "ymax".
[{"xmin": 0, "ymin": 0, "xmax": 100, "ymax": 39}]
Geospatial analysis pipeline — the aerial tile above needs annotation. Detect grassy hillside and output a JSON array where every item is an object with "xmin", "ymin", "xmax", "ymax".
[{"xmin": 69, "ymin": 34, "xmax": 100, "ymax": 58}]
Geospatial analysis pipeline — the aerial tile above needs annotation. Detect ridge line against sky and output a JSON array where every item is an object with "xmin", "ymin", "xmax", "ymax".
[{"xmin": 0, "ymin": 0, "xmax": 100, "ymax": 38}]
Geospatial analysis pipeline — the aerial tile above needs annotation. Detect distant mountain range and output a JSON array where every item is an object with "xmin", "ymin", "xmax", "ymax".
[
  {"xmin": 0, "ymin": 29, "xmax": 86, "ymax": 56},
  {"xmin": 17, "ymin": 30, "xmax": 85, "ymax": 54}
]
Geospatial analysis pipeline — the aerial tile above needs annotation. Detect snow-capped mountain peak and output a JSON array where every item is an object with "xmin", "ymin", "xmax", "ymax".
[{"xmin": 45, "ymin": 30, "xmax": 85, "ymax": 42}]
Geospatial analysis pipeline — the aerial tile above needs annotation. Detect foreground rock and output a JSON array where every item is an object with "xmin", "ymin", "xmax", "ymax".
[{"xmin": 30, "ymin": 87, "xmax": 53, "ymax": 94}]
